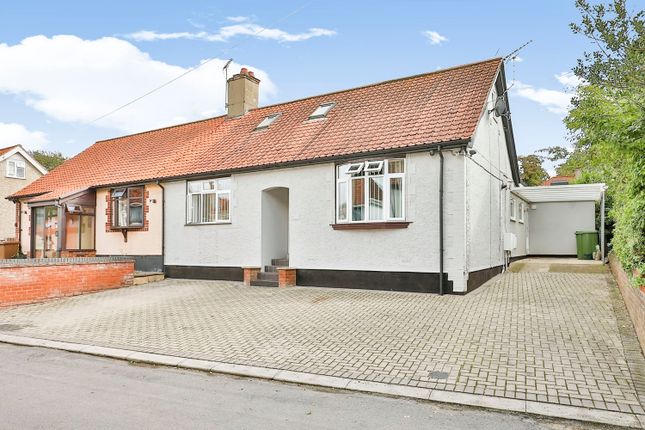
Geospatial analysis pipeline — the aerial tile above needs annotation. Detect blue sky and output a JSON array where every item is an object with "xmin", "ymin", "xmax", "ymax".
[{"xmin": 0, "ymin": 0, "xmax": 634, "ymax": 172}]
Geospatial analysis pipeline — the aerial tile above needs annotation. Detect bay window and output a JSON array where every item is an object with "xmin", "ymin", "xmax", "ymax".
[
  {"xmin": 111, "ymin": 186, "xmax": 144, "ymax": 228},
  {"xmin": 336, "ymin": 158, "xmax": 405, "ymax": 223},
  {"xmin": 187, "ymin": 178, "xmax": 231, "ymax": 224}
]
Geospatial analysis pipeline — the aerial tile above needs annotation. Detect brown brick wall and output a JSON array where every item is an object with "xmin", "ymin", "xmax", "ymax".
[
  {"xmin": 610, "ymin": 253, "xmax": 645, "ymax": 354},
  {"xmin": 0, "ymin": 260, "xmax": 134, "ymax": 307}
]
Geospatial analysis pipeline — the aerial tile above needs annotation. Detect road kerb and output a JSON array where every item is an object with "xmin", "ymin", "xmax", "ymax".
[{"xmin": 0, "ymin": 333, "xmax": 642, "ymax": 429}]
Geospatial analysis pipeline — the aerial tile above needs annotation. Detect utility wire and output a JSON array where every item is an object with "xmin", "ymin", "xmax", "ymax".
[{"xmin": 89, "ymin": 0, "xmax": 317, "ymax": 125}]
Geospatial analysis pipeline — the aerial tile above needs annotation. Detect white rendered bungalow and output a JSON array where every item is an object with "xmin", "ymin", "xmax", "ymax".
[{"xmin": 12, "ymin": 58, "xmax": 602, "ymax": 294}]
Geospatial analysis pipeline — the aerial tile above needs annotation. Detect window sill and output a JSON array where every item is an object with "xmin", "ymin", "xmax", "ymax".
[
  {"xmin": 331, "ymin": 221, "xmax": 411, "ymax": 230},
  {"xmin": 110, "ymin": 225, "xmax": 145, "ymax": 230}
]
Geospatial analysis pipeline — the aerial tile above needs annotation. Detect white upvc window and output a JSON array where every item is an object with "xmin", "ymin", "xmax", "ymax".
[
  {"xmin": 336, "ymin": 158, "xmax": 405, "ymax": 223},
  {"xmin": 6, "ymin": 159, "xmax": 26, "ymax": 179},
  {"xmin": 510, "ymin": 198, "xmax": 516, "ymax": 221},
  {"xmin": 518, "ymin": 201, "xmax": 525, "ymax": 223},
  {"xmin": 187, "ymin": 178, "xmax": 231, "ymax": 224}
]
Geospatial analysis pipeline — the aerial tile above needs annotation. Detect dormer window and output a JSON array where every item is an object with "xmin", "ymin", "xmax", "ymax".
[
  {"xmin": 6, "ymin": 159, "xmax": 26, "ymax": 179},
  {"xmin": 255, "ymin": 113, "xmax": 280, "ymax": 130},
  {"xmin": 309, "ymin": 102, "xmax": 335, "ymax": 119}
]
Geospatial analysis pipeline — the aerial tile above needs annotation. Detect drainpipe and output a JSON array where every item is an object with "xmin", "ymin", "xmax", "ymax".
[
  {"xmin": 156, "ymin": 181, "xmax": 166, "ymax": 274},
  {"xmin": 438, "ymin": 148, "xmax": 445, "ymax": 296}
]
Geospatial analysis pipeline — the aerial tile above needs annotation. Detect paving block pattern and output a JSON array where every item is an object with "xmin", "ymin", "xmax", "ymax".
[{"xmin": 0, "ymin": 272, "xmax": 642, "ymax": 416}]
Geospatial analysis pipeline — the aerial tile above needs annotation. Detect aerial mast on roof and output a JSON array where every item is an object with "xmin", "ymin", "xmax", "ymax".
[{"xmin": 223, "ymin": 58, "xmax": 234, "ymax": 112}]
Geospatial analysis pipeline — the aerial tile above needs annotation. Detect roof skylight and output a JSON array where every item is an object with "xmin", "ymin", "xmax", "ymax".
[
  {"xmin": 308, "ymin": 102, "xmax": 335, "ymax": 119},
  {"xmin": 255, "ymin": 113, "xmax": 281, "ymax": 130}
]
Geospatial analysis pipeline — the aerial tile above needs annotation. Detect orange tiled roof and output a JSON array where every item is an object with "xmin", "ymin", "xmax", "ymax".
[
  {"xmin": 11, "ymin": 58, "xmax": 503, "ymax": 202},
  {"xmin": 542, "ymin": 175, "xmax": 575, "ymax": 186},
  {"xmin": 0, "ymin": 145, "xmax": 18, "ymax": 157}
]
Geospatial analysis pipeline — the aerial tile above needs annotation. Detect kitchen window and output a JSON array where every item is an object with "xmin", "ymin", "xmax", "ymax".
[
  {"xmin": 187, "ymin": 178, "xmax": 231, "ymax": 224},
  {"xmin": 111, "ymin": 186, "xmax": 144, "ymax": 228},
  {"xmin": 336, "ymin": 158, "xmax": 405, "ymax": 223}
]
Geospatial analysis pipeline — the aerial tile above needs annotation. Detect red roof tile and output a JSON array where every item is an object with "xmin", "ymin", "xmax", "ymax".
[
  {"xmin": 0, "ymin": 145, "xmax": 19, "ymax": 157},
  {"xmin": 12, "ymin": 58, "xmax": 502, "ymax": 202}
]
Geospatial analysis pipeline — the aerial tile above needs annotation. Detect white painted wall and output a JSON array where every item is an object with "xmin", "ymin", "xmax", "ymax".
[
  {"xmin": 164, "ymin": 152, "xmax": 468, "ymax": 291},
  {"xmin": 465, "ymin": 84, "xmax": 516, "ymax": 272},
  {"xmin": 528, "ymin": 201, "xmax": 595, "ymax": 255},
  {"xmin": 509, "ymin": 194, "xmax": 530, "ymax": 257}
]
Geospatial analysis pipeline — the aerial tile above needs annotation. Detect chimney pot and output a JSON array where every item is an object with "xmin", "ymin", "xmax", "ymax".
[
  {"xmin": 248, "ymin": 71, "xmax": 255, "ymax": 77},
  {"xmin": 240, "ymin": 67, "xmax": 248, "ymax": 75}
]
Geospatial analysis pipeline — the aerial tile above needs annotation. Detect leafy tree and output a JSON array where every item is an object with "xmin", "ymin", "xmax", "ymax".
[
  {"xmin": 518, "ymin": 154, "xmax": 550, "ymax": 186},
  {"xmin": 566, "ymin": 0, "xmax": 644, "ymax": 285},
  {"xmin": 29, "ymin": 150, "xmax": 67, "ymax": 171}
]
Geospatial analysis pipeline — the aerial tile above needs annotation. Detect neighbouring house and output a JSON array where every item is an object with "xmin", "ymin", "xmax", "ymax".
[
  {"xmin": 0, "ymin": 145, "xmax": 47, "ymax": 243},
  {"xmin": 8, "ymin": 58, "xmax": 606, "ymax": 293},
  {"xmin": 542, "ymin": 175, "xmax": 576, "ymax": 186}
]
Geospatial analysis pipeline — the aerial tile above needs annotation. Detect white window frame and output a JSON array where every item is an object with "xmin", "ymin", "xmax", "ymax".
[
  {"xmin": 6, "ymin": 159, "xmax": 26, "ymax": 179},
  {"xmin": 255, "ymin": 113, "xmax": 281, "ymax": 130},
  {"xmin": 510, "ymin": 198, "xmax": 516, "ymax": 221},
  {"xmin": 518, "ymin": 201, "xmax": 525, "ymax": 223},
  {"xmin": 186, "ymin": 178, "xmax": 231, "ymax": 224},
  {"xmin": 336, "ymin": 158, "xmax": 405, "ymax": 223},
  {"xmin": 309, "ymin": 102, "xmax": 335, "ymax": 119}
]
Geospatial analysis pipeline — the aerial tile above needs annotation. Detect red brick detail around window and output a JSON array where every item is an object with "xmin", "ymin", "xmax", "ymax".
[
  {"xmin": 105, "ymin": 187, "xmax": 150, "ymax": 233},
  {"xmin": 0, "ymin": 258, "xmax": 135, "ymax": 307}
]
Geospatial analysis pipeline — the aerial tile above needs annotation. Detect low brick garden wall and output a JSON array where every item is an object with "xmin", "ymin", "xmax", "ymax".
[
  {"xmin": 609, "ymin": 253, "xmax": 645, "ymax": 354},
  {"xmin": 0, "ymin": 257, "xmax": 135, "ymax": 307}
]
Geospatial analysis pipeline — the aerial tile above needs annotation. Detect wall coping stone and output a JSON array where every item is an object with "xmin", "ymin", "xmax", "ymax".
[{"xmin": 0, "ymin": 257, "xmax": 135, "ymax": 268}]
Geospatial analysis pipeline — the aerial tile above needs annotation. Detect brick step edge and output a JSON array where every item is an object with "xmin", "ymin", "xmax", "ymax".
[{"xmin": 250, "ymin": 280, "xmax": 279, "ymax": 287}]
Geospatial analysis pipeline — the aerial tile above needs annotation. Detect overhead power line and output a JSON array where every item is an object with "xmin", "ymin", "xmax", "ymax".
[{"xmin": 89, "ymin": 0, "xmax": 317, "ymax": 125}]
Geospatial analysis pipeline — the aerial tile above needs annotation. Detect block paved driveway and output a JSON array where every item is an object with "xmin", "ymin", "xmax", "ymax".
[{"xmin": 0, "ymin": 272, "xmax": 643, "ymax": 416}]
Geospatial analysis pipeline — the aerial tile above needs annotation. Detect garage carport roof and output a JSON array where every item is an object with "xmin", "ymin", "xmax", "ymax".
[{"xmin": 512, "ymin": 183, "xmax": 606, "ymax": 203}]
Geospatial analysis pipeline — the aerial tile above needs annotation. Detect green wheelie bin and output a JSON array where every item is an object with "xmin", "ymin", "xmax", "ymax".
[{"xmin": 575, "ymin": 231, "xmax": 599, "ymax": 260}]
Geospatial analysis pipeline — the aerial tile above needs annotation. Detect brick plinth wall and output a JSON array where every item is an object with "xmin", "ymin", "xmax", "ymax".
[
  {"xmin": 278, "ymin": 268, "xmax": 296, "ymax": 288},
  {"xmin": 243, "ymin": 267, "xmax": 260, "ymax": 286},
  {"xmin": 0, "ymin": 257, "xmax": 135, "ymax": 307},
  {"xmin": 609, "ymin": 253, "xmax": 645, "ymax": 354}
]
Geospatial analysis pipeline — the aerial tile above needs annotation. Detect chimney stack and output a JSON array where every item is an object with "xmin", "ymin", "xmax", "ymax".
[{"xmin": 226, "ymin": 67, "xmax": 260, "ymax": 117}]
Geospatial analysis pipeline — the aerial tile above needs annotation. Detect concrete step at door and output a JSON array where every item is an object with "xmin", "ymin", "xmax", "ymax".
[{"xmin": 257, "ymin": 272, "xmax": 278, "ymax": 281}]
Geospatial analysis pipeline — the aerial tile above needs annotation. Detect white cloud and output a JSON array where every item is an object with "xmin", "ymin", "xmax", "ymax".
[
  {"xmin": 0, "ymin": 35, "xmax": 277, "ymax": 133},
  {"xmin": 422, "ymin": 30, "xmax": 448, "ymax": 45},
  {"xmin": 127, "ymin": 16, "xmax": 336, "ymax": 43},
  {"xmin": 513, "ymin": 81, "xmax": 572, "ymax": 115},
  {"xmin": 554, "ymin": 71, "xmax": 583, "ymax": 87},
  {"xmin": 0, "ymin": 122, "xmax": 48, "ymax": 150}
]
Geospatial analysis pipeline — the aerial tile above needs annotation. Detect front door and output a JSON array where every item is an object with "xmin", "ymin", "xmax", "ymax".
[{"xmin": 32, "ymin": 206, "xmax": 58, "ymax": 258}]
